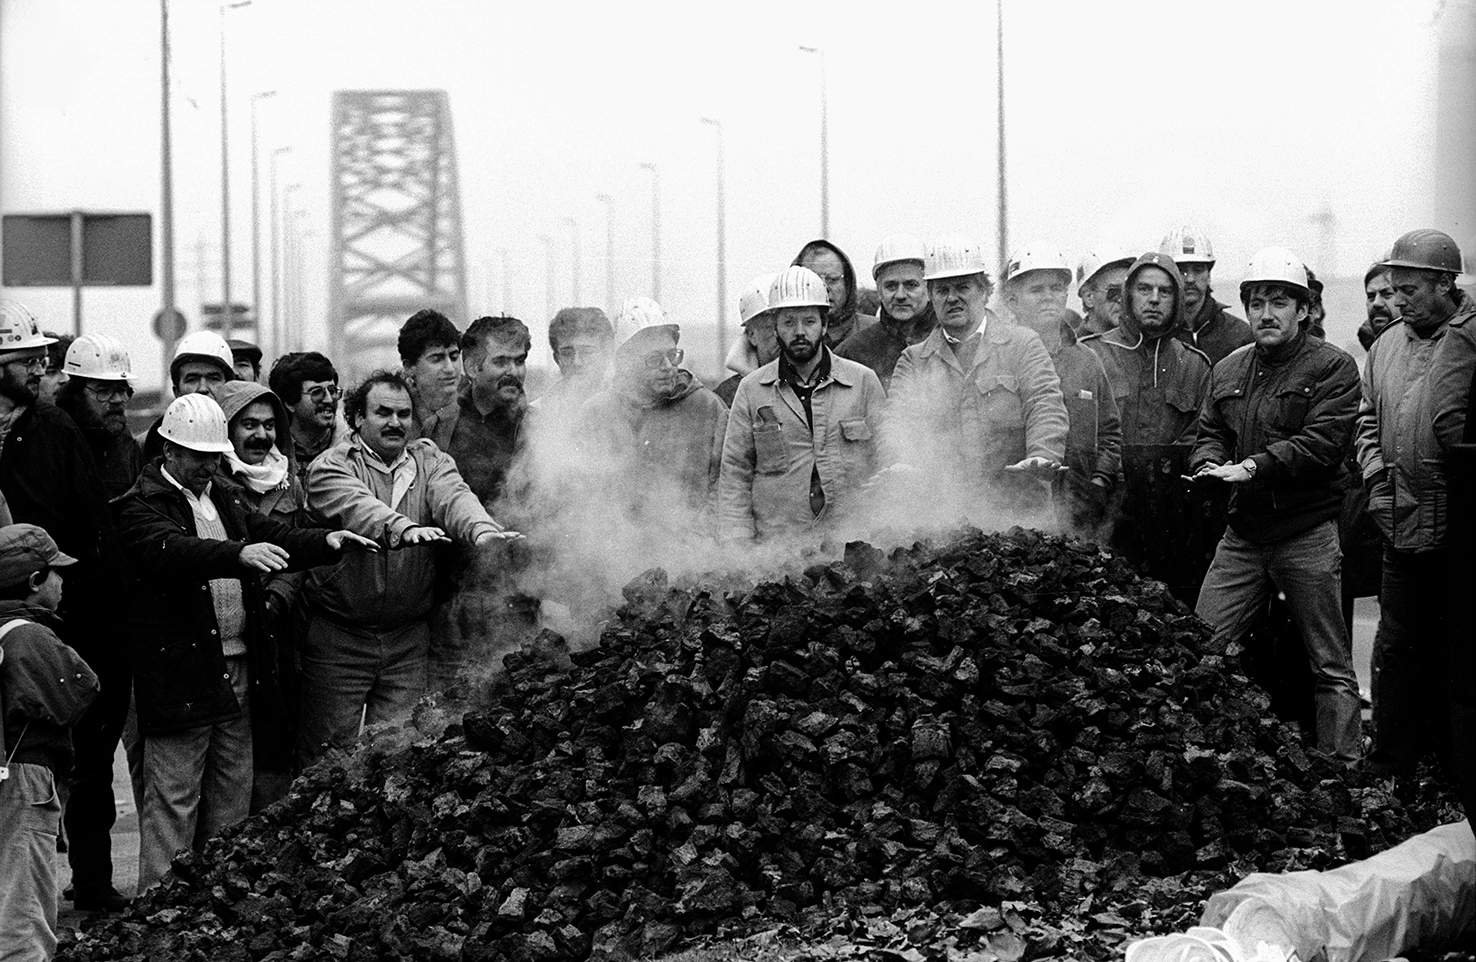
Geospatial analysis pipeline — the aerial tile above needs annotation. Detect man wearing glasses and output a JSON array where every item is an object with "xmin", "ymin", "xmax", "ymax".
[
  {"xmin": 55, "ymin": 334, "xmax": 143, "ymax": 501},
  {"xmin": 269, "ymin": 352, "xmax": 349, "ymax": 486},
  {"xmin": 1075, "ymin": 248, "xmax": 1134, "ymax": 337},
  {"xmin": 536, "ymin": 307, "xmax": 614, "ymax": 428}
]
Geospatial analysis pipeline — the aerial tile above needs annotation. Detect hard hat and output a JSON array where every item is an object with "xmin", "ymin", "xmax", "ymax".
[
  {"xmin": 924, "ymin": 234, "xmax": 991, "ymax": 281},
  {"xmin": 1077, "ymin": 247, "xmax": 1137, "ymax": 287},
  {"xmin": 1160, "ymin": 226, "xmax": 1216, "ymax": 265},
  {"xmin": 738, "ymin": 273, "xmax": 779, "ymax": 325},
  {"xmin": 1238, "ymin": 247, "xmax": 1310, "ymax": 296},
  {"xmin": 1004, "ymin": 241, "xmax": 1072, "ymax": 285},
  {"xmin": 0, "ymin": 300, "xmax": 56, "ymax": 354},
  {"xmin": 64, "ymin": 333, "xmax": 133, "ymax": 381},
  {"xmin": 157, "ymin": 393, "xmax": 234, "ymax": 454},
  {"xmin": 613, "ymin": 296, "xmax": 679, "ymax": 346},
  {"xmin": 170, "ymin": 330, "xmax": 235, "ymax": 379},
  {"xmin": 872, "ymin": 234, "xmax": 928, "ymax": 280},
  {"xmin": 767, "ymin": 266, "xmax": 830, "ymax": 311},
  {"xmin": 1380, "ymin": 228, "xmax": 1464, "ymax": 275}
]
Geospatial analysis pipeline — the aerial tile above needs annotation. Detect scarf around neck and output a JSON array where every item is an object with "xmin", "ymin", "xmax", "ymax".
[{"xmin": 226, "ymin": 446, "xmax": 290, "ymax": 495}]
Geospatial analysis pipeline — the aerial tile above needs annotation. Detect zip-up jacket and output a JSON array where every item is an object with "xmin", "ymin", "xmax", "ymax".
[
  {"xmin": 834, "ymin": 304, "xmax": 938, "ymax": 392},
  {"xmin": 1428, "ymin": 291, "xmax": 1476, "ymax": 452},
  {"xmin": 1047, "ymin": 323, "xmax": 1122, "ymax": 491},
  {"xmin": 0, "ymin": 603, "xmax": 98, "ymax": 774},
  {"xmin": 1176, "ymin": 297, "xmax": 1253, "ymax": 367}
]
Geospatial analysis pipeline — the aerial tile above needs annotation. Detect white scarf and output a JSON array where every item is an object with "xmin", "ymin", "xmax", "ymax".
[{"xmin": 226, "ymin": 446, "xmax": 290, "ymax": 495}]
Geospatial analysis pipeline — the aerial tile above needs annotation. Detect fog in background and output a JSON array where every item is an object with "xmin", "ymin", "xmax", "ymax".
[{"xmin": 2, "ymin": 0, "xmax": 1471, "ymax": 392}]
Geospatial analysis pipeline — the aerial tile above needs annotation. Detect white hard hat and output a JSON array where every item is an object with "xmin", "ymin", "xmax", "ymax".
[
  {"xmin": 1077, "ymin": 247, "xmax": 1137, "ymax": 287},
  {"xmin": 1005, "ymin": 241, "xmax": 1072, "ymax": 285},
  {"xmin": 157, "ymin": 393, "xmax": 234, "ymax": 454},
  {"xmin": 1239, "ymin": 246, "xmax": 1310, "ymax": 296},
  {"xmin": 64, "ymin": 333, "xmax": 133, "ymax": 381},
  {"xmin": 924, "ymin": 234, "xmax": 991, "ymax": 281},
  {"xmin": 738, "ymin": 273, "xmax": 779, "ymax": 325},
  {"xmin": 0, "ymin": 300, "xmax": 56, "ymax": 354},
  {"xmin": 767, "ymin": 266, "xmax": 830, "ymax": 311},
  {"xmin": 1160, "ymin": 226, "xmax": 1216, "ymax": 265},
  {"xmin": 872, "ymin": 234, "xmax": 928, "ymax": 280},
  {"xmin": 171, "ymin": 330, "xmax": 235, "ymax": 372},
  {"xmin": 613, "ymin": 296, "xmax": 678, "ymax": 346}
]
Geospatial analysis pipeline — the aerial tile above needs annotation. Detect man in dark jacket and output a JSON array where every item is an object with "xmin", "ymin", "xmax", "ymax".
[
  {"xmin": 836, "ymin": 234, "xmax": 937, "ymax": 391},
  {"xmin": 1161, "ymin": 226, "xmax": 1254, "ymax": 366},
  {"xmin": 140, "ymin": 330, "xmax": 237, "ymax": 463},
  {"xmin": 54, "ymin": 333, "xmax": 144, "ymax": 502},
  {"xmin": 431, "ymin": 315, "xmax": 530, "ymax": 506},
  {"xmin": 794, "ymin": 239, "xmax": 877, "ymax": 349},
  {"xmin": 1191, "ymin": 247, "xmax": 1363, "ymax": 762},
  {"xmin": 118, "ymin": 394, "xmax": 372, "ymax": 891}
]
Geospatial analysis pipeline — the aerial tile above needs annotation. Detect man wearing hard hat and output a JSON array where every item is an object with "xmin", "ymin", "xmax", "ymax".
[
  {"xmin": 715, "ymin": 274, "xmax": 781, "ymax": 407},
  {"xmin": 1190, "ymin": 246, "xmax": 1363, "ymax": 763},
  {"xmin": 1075, "ymin": 247, "xmax": 1135, "ymax": 337},
  {"xmin": 1357, "ymin": 229, "xmax": 1473, "ymax": 780},
  {"xmin": 141, "ymin": 329, "xmax": 237, "ymax": 462},
  {"xmin": 1003, "ymin": 242, "xmax": 1121, "ymax": 535},
  {"xmin": 884, "ymin": 235, "xmax": 1068, "ymax": 516},
  {"xmin": 117, "ymin": 394, "xmax": 377, "ymax": 892},
  {"xmin": 1160, "ymin": 226, "xmax": 1253, "ymax": 367},
  {"xmin": 793, "ymin": 239, "xmax": 878, "ymax": 349},
  {"xmin": 835, "ymin": 235, "xmax": 938, "ymax": 391},
  {"xmin": 717, "ymin": 266, "xmax": 886, "ymax": 542},
  {"xmin": 55, "ymin": 334, "xmax": 144, "ymax": 502}
]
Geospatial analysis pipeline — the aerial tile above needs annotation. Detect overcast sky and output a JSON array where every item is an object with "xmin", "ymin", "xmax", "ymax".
[{"xmin": 0, "ymin": 0, "xmax": 1465, "ymax": 388}]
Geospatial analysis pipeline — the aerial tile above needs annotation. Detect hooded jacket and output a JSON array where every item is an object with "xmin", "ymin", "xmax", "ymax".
[
  {"xmin": 834, "ymin": 302, "xmax": 938, "ymax": 391},
  {"xmin": 1176, "ymin": 296, "xmax": 1253, "ymax": 367},
  {"xmin": 792, "ymin": 239, "xmax": 878, "ymax": 348},
  {"xmin": 1082, "ymin": 253, "xmax": 1211, "ymax": 448},
  {"xmin": 0, "ymin": 602, "xmax": 98, "ymax": 774},
  {"xmin": 215, "ymin": 380, "xmax": 307, "ymax": 522}
]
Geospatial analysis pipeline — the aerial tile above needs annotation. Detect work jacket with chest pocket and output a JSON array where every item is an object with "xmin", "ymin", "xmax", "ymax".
[{"xmin": 717, "ymin": 352, "xmax": 885, "ymax": 542}]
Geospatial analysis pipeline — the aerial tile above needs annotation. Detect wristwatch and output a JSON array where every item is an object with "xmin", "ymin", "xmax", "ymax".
[{"xmin": 1240, "ymin": 457, "xmax": 1258, "ymax": 478}]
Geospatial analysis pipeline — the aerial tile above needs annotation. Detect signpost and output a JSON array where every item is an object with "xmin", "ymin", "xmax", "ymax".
[{"xmin": 1, "ymin": 211, "xmax": 153, "ymax": 334}]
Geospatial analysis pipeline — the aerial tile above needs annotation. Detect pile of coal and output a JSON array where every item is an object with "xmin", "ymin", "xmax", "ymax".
[{"xmin": 60, "ymin": 528, "xmax": 1457, "ymax": 962}]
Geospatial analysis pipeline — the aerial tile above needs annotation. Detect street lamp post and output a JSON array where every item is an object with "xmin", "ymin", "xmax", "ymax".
[
  {"xmin": 269, "ymin": 146, "xmax": 291, "ymax": 359},
  {"xmin": 596, "ymin": 193, "xmax": 615, "ymax": 313},
  {"xmin": 249, "ymin": 89, "xmax": 276, "ymax": 349},
  {"xmin": 497, "ymin": 248, "xmax": 511, "ymax": 313},
  {"xmin": 219, "ymin": 0, "xmax": 252, "ymax": 342},
  {"xmin": 160, "ymin": 0, "xmax": 177, "ymax": 385},
  {"xmin": 799, "ymin": 45, "xmax": 829, "ymax": 239},
  {"xmin": 639, "ymin": 162, "xmax": 661, "ymax": 302},
  {"xmin": 996, "ymin": 0, "xmax": 1008, "ymax": 280},
  {"xmin": 564, "ymin": 216, "xmax": 580, "ymax": 305},
  {"xmin": 281, "ymin": 181, "xmax": 302, "ymax": 352},
  {"xmin": 538, "ymin": 234, "xmax": 556, "ymax": 322},
  {"xmin": 700, "ymin": 117, "xmax": 728, "ymax": 364}
]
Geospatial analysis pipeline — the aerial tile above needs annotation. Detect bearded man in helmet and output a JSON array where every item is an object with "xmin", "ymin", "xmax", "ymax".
[
  {"xmin": 1191, "ymin": 247, "xmax": 1363, "ymax": 763},
  {"xmin": 1357, "ymin": 228, "xmax": 1474, "ymax": 782},
  {"xmin": 1161, "ymin": 226, "xmax": 1253, "ymax": 366},
  {"xmin": 117, "ymin": 394, "xmax": 377, "ymax": 892},
  {"xmin": 55, "ymin": 334, "xmax": 144, "ymax": 501},
  {"xmin": 835, "ymin": 235, "xmax": 938, "ymax": 390},
  {"xmin": 142, "ymin": 330, "xmax": 237, "ymax": 462}
]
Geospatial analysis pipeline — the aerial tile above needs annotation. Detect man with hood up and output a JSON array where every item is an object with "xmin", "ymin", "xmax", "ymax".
[
  {"xmin": 1081, "ymin": 252, "xmax": 1211, "ymax": 448},
  {"xmin": 578, "ymin": 303, "xmax": 729, "ymax": 532},
  {"xmin": 715, "ymin": 274, "xmax": 781, "ymax": 407},
  {"xmin": 794, "ymin": 239, "xmax": 878, "ymax": 349},
  {"xmin": 1161, "ymin": 226, "xmax": 1253, "ymax": 367},
  {"xmin": 836, "ymin": 234, "xmax": 938, "ymax": 391}
]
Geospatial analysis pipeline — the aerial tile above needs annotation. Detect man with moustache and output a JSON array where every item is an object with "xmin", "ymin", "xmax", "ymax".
[
  {"xmin": 1359, "ymin": 264, "xmax": 1401, "ymax": 351},
  {"xmin": 793, "ymin": 239, "xmax": 878, "ymax": 349},
  {"xmin": 1358, "ymin": 229, "xmax": 1473, "ymax": 780},
  {"xmin": 1161, "ymin": 226, "xmax": 1253, "ymax": 367},
  {"xmin": 1075, "ymin": 248, "xmax": 1135, "ymax": 337},
  {"xmin": 269, "ymin": 352, "xmax": 350, "ymax": 484},
  {"xmin": 141, "ymin": 330, "xmax": 237, "ymax": 462},
  {"xmin": 836, "ymin": 235, "xmax": 938, "ymax": 391},
  {"xmin": 0, "ymin": 302, "xmax": 129, "ymax": 911},
  {"xmin": 55, "ymin": 334, "xmax": 143, "ymax": 501},
  {"xmin": 430, "ymin": 316, "xmax": 532, "ymax": 506},
  {"xmin": 118, "ymin": 394, "xmax": 372, "ymax": 891},
  {"xmin": 1190, "ymin": 247, "xmax": 1363, "ymax": 762},
  {"xmin": 718, "ymin": 267, "xmax": 886, "ymax": 542},
  {"xmin": 397, "ymin": 309, "xmax": 463, "ymax": 439},
  {"xmin": 1002, "ymin": 243, "xmax": 1121, "ymax": 534},
  {"xmin": 884, "ymin": 236, "xmax": 1067, "ymax": 516},
  {"xmin": 535, "ymin": 307, "xmax": 614, "ymax": 427},
  {"xmin": 715, "ymin": 274, "xmax": 781, "ymax": 407},
  {"xmin": 299, "ymin": 371, "xmax": 519, "ymax": 766}
]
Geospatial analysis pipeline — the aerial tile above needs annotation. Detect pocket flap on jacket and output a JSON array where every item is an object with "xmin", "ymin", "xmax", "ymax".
[
  {"xmin": 980, "ymin": 374, "xmax": 1019, "ymax": 394},
  {"xmin": 1166, "ymin": 386, "xmax": 1202, "ymax": 412},
  {"xmin": 840, "ymin": 418, "xmax": 873, "ymax": 441}
]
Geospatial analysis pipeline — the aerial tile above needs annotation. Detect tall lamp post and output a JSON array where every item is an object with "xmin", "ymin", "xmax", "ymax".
[
  {"xmin": 269, "ymin": 146, "xmax": 291, "ymax": 359},
  {"xmin": 799, "ymin": 45, "xmax": 829, "ymax": 240},
  {"xmin": 219, "ymin": 0, "xmax": 252, "ymax": 341},
  {"xmin": 249, "ymin": 89, "xmax": 276, "ymax": 346},
  {"xmin": 160, "ymin": 0, "xmax": 177, "ymax": 385},
  {"xmin": 497, "ymin": 247, "xmax": 511, "ymax": 313},
  {"xmin": 280, "ymin": 181, "xmax": 302, "ymax": 352},
  {"xmin": 995, "ymin": 0, "xmax": 1008, "ymax": 281},
  {"xmin": 564, "ymin": 216, "xmax": 581, "ymax": 305},
  {"xmin": 700, "ymin": 117, "xmax": 728, "ymax": 363},
  {"xmin": 596, "ymin": 193, "xmax": 615, "ymax": 313},
  {"xmin": 639, "ymin": 162, "xmax": 661, "ymax": 302},
  {"xmin": 538, "ymin": 234, "xmax": 556, "ymax": 322}
]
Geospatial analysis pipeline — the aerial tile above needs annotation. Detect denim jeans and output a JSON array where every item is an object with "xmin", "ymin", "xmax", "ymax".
[
  {"xmin": 0, "ymin": 763, "xmax": 61, "ymax": 962},
  {"xmin": 1196, "ymin": 519, "xmax": 1362, "ymax": 760},
  {"xmin": 1367, "ymin": 546, "xmax": 1454, "ymax": 776},
  {"xmin": 296, "ymin": 615, "xmax": 428, "ymax": 770},
  {"xmin": 137, "ymin": 656, "xmax": 253, "ymax": 892}
]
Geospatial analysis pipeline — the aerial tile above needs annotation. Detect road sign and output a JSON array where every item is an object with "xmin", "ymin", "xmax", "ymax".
[
  {"xmin": 201, "ymin": 303, "xmax": 256, "ymax": 335},
  {"xmin": 153, "ymin": 308, "xmax": 188, "ymax": 342},
  {"xmin": 1, "ymin": 211, "xmax": 153, "ymax": 335}
]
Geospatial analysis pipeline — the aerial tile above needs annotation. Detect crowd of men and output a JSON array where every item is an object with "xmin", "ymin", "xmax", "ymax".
[{"xmin": 1, "ymin": 225, "xmax": 1473, "ymax": 959}]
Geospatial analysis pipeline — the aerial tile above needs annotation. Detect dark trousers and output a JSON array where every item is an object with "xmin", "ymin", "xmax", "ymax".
[
  {"xmin": 1367, "ymin": 546, "xmax": 1454, "ymax": 776},
  {"xmin": 63, "ymin": 649, "xmax": 130, "ymax": 897}
]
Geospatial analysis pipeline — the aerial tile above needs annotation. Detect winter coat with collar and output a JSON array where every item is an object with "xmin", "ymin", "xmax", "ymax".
[
  {"xmin": 0, "ymin": 603, "xmax": 98, "ymax": 774},
  {"xmin": 304, "ymin": 437, "xmax": 501, "ymax": 629},
  {"xmin": 1043, "ymin": 321, "xmax": 1122, "ymax": 492},
  {"xmin": 834, "ymin": 304, "xmax": 938, "ymax": 392},
  {"xmin": 718, "ymin": 351, "xmax": 885, "ymax": 542},
  {"xmin": 886, "ymin": 320, "xmax": 1069, "ymax": 511},
  {"xmin": 1082, "ymin": 253, "xmax": 1211, "ymax": 448},
  {"xmin": 56, "ymin": 388, "xmax": 143, "ymax": 503},
  {"xmin": 792, "ymin": 239, "xmax": 878, "ymax": 348},
  {"xmin": 714, "ymin": 337, "xmax": 763, "ymax": 408},
  {"xmin": 1356, "ymin": 294, "xmax": 1475, "ymax": 552},
  {"xmin": 425, "ymin": 379, "xmax": 528, "ymax": 507},
  {"xmin": 1428, "ymin": 290, "xmax": 1476, "ymax": 452},
  {"xmin": 1175, "ymin": 296, "xmax": 1253, "ymax": 367},
  {"xmin": 115, "ymin": 462, "xmax": 340, "ymax": 735},
  {"xmin": 1192, "ymin": 331, "xmax": 1361, "ymax": 544}
]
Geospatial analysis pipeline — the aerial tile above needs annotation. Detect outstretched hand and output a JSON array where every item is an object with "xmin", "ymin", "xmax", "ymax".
[
  {"xmin": 401, "ymin": 526, "xmax": 452, "ymax": 545},
  {"xmin": 1189, "ymin": 461, "xmax": 1253, "ymax": 484},
  {"xmin": 1004, "ymin": 456, "xmax": 1063, "ymax": 478},
  {"xmin": 326, "ymin": 530, "xmax": 380, "ymax": 553},
  {"xmin": 239, "ymin": 542, "xmax": 291, "ymax": 572},
  {"xmin": 475, "ymin": 529, "xmax": 525, "ymax": 547}
]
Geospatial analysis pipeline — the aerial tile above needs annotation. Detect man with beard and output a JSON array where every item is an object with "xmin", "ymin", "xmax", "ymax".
[
  {"xmin": 299, "ymin": 371, "xmax": 519, "ymax": 766},
  {"xmin": 431, "ymin": 316, "xmax": 532, "ymax": 506},
  {"xmin": 1191, "ymin": 247, "xmax": 1363, "ymax": 763},
  {"xmin": 884, "ymin": 236, "xmax": 1067, "ymax": 517},
  {"xmin": 1357, "ymin": 229, "xmax": 1473, "ymax": 780},
  {"xmin": 1161, "ymin": 226, "xmax": 1253, "ymax": 366},
  {"xmin": 714, "ymin": 274, "xmax": 780, "ymax": 407},
  {"xmin": 55, "ymin": 334, "xmax": 143, "ymax": 501},
  {"xmin": 141, "ymin": 330, "xmax": 237, "ymax": 462},
  {"xmin": 0, "ymin": 301, "xmax": 128, "ymax": 911},
  {"xmin": 397, "ymin": 309, "xmax": 463, "ymax": 440},
  {"xmin": 1075, "ymin": 248, "xmax": 1135, "ymax": 337},
  {"xmin": 578, "ymin": 306, "xmax": 728, "ymax": 531},
  {"xmin": 269, "ymin": 352, "xmax": 350, "ymax": 485},
  {"xmin": 1003, "ymin": 242, "xmax": 1121, "ymax": 535},
  {"xmin": 39, "ymin": 333, "xmax": 73, "ymax": 405},
  {"xmin": 534, "ymin": 307, "xmax": 613, "ymax": 428},
  {"xmin": 1359, "ymin": 263, "xmax": 1400, "ymax": 351},
  {"xmin": 718, "ymin": 267, "xmax": 885, "ymax": 542},
  {"xmin": 836, "ymin": 234, "xmax": 937, "ymax": 391},
  {"xmin": 793, "ymin": 239, "xmax": 877, "ymax": 349}
]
